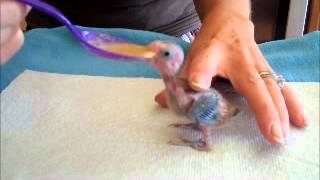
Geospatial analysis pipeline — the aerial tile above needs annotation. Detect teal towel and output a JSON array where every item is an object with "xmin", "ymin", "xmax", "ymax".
[{"xmin": 1, "ymin": 27, "xmax": 319, "ymax": 91}]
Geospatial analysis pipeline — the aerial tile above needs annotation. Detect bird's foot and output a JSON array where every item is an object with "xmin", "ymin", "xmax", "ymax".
[
  {"xmin": 168, "ymin": 137, "xmax": 211, "ymax": 152},
  {"xmin": 168, "ymin": 123, "xmax": 199, "ymax": 131}
]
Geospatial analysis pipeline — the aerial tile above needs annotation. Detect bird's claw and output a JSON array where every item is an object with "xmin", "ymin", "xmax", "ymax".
[
  {"xmin": 168, "ymin": 137, "xmax": 211, "ymax": 152},
  {"xmin": 168, "ymin": 123, "xmax": 199, "ymax": 131}
]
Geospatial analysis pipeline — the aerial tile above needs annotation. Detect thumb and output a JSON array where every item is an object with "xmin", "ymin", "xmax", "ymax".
[
  {"xmin": 0, "ymin": 1, "xmax": 30, "ymax": 27},
  {"xmin": 186, "ymin": 40, "xmax": 223, "ymax": 91},
  {"xmin": 0, "ymin": 29, "xmax": 24, "ymax": 64}
]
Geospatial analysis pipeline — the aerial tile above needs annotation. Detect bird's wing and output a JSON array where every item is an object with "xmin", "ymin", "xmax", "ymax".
[{"xmin": 189, "ymin": 90, "xmax": 222, "ymax": 125}]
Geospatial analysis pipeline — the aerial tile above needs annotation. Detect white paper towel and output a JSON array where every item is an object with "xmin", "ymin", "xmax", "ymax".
[{"xmin": 1, "ymin": 70, "xmax": 319, "ymax": 180}]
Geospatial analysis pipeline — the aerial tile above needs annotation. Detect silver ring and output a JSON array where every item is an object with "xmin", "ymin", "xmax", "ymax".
[{"xmin": 259, "ymin": 71, "xmax": 286, "ymax": 89}]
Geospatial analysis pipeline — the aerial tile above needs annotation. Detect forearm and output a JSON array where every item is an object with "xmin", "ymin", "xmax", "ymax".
[{"xmin": 193, "ymin": 0, "xmax": 251, "ymax": 21}]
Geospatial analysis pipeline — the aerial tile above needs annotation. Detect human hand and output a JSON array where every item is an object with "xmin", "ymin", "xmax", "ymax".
[
  {"xmin": 155, "ymin": 10, "xmax": 308, "ymax": 144},
  {"xmin": 0, "ymin": 0, "xmax": 29, "ymax": 64}
]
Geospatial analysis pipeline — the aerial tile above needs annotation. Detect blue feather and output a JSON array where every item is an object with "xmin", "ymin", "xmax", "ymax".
[{"xmin": 189, "ymin": 92, "xmax": 221, "ymax": 126}]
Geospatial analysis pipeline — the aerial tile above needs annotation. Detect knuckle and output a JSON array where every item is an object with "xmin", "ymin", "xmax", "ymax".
[
  {"xmin": 247, "ymin": 72, "xmax": 261, "ymax": 85},
  {"xmin": 225, "ymin": 36, "xmax": 246, "ymax": 50}
]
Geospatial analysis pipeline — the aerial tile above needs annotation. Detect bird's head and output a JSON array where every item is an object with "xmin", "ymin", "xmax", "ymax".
[{"xmin": 146, "ymin": 41, "xmax": 184, "ymax": 76}]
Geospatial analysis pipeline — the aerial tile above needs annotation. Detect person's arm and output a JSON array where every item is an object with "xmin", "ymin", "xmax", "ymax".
[
  {"xmin": 193, "ymin": 0, "xmax": 250, "ymax": 20},
  {"xmin": 156, "ymin": 0, "xmax": 308, "ymax": 144}
]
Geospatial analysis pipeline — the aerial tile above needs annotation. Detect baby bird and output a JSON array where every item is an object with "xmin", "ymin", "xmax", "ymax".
[{"xmin": 147, "ymin": 41, "xmax": 237, "ymax": 151}]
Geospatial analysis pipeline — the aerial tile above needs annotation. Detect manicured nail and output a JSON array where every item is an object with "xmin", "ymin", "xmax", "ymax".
[
  {"xmin": 303, "ymin": 117, "xmax": 310, "ymax": 126},
  {"xmin": 271, "ymin": 124, "xmax": 285, "ymax": 144},
  {"xmin": 190, "ymin": 74, "xmax": 210, "ymax": 90},
  {"xmin": 283, "ymin": 129, "xmax": 289, "ymax": 142},
  {"xmin": 282, "ymin": 130, "xmax": 289, "ymax": 143}
]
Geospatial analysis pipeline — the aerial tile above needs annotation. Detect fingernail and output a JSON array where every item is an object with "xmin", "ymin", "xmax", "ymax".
[
  {"xmin": 283, "ymin": 129, "xmax": 289, "ymax": 142},
  {"xmin": 271, "ymin": 124, "xmax": 284, "ymax": 144},
  {"xmin": 190, "ymin": 74, "xmax": 210, "ymax": 90},
  {"xmin": 303, "ymin": 117, "xmax": 310, "ymax": 126},
  {"xmin": 282, "ymin": 120, "xmax": 290, "ymax": 141}
]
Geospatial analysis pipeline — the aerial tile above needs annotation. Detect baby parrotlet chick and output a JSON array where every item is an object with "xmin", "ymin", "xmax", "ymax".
[{"xmin": 147, "ymin": 41, "xmax": 238, "ymax": 152}]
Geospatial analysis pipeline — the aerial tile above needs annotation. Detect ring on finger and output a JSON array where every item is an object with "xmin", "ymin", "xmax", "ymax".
[{"xmin": 258, "ymin": 71, "xmax": 286, "ymax": 89}]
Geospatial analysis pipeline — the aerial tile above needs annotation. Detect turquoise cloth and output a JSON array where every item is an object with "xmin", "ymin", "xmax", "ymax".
[{"xmin": 1, "ymin": 27, "xmax": 319, "ymax": 92}]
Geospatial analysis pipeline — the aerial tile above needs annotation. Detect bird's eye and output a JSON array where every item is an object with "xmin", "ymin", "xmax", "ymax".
[
  {"xmin": 162, "ymin": 49, "xmax": 174, "ymax": 59},
  {"xmin": 164, "ymin": 51, "xmax": 170, "ymax": 57}
]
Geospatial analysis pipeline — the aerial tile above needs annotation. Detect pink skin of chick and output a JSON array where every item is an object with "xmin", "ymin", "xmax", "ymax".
[{"xmin": 146, "ymin": 41, "xmax": 238, "ymax": 151}]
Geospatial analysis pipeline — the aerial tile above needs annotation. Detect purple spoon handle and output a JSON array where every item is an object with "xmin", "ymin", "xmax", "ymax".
[
  {"xmin": 17, "ymin": 0, "xmax": 152, "ymax": 60},
  {"xmin": 18, "ymin": 0, "xmax": 82, "ymax": 41}
]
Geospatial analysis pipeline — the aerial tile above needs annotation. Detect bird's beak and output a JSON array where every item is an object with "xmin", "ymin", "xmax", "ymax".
[{"xmin": 98, "ymin": 43, "xmax": 156, "ymax": 59}]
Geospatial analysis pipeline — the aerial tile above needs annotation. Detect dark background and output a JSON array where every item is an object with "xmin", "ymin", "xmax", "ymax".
[
  {"xmin": 27, "ymin": 0, "xmax": 309, "ymax": 43},
  {"xmin": 251, "ymin": 0, "xmax": 290, "ymax": 43}
]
